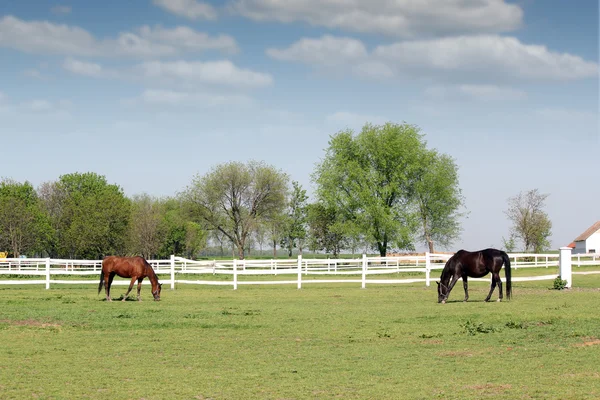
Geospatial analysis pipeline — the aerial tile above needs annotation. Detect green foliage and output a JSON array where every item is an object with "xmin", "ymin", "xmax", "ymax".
[
  {"xmin": 460, "ymin": 319, "xmax": 498, "ymax": 335},
  {"xmin": 0, "ymin": 179, "xmax": 52, "ymax": 256},
  {"xmin": 313, "ymin": 122, "xmax": 463, "ymax": 256},
  {"xmin": 128, "ymin": 193, "xmax": 164, "ymax": 258},
  {"xmin": 280, "ymin": 181, "xmax": 308, "ymax": 257},
  {"xmin": 44, "ymin": 172, "xmax": 131, "ymax": 258},
  {"xmin": 414, "ymin": 151, "xmax": 465, "ymax": 253},
  {"xmin": 552, "ymin": 276, "xmax": 568, "ymax": 290},
  {"xmin": 306, "ymin": 202, "xmax": 348, "ymax": 256},
  {"xmin": 505, "ymin": 189, "xmax": 552, "ymax": 252},
  {"xmin": 183, "ymin": 161, "xmax": 288, "ymax": 259},
  {"xmin": 501, "ymin": 234, "xmax": 517, "ymax": 252}
]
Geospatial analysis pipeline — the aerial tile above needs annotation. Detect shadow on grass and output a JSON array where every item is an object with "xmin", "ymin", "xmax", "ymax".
[{"xmin": 99, "ymin": 295, "xmax": 139, "ymax": 302}]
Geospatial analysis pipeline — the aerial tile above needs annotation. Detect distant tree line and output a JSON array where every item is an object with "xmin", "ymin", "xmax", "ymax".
[{"xmin": 0, "ymin": 122, "xmax": 469, "ymax": 259}]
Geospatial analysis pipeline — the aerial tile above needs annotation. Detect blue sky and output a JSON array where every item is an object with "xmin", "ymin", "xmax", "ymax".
[{"xmin": 0, "ymin": 0, "xmax": 598, "ymax": 252}]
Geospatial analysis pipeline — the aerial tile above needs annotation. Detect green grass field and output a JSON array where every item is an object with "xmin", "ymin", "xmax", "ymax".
[{"xmin": 1, "ymin": 275, "xmax": 599, "ymax": 399}]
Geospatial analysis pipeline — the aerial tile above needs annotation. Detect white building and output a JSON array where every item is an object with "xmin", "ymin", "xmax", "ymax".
[{"xmin": 572, "ymin": 221, "xmax": 600, "ymax": 254}]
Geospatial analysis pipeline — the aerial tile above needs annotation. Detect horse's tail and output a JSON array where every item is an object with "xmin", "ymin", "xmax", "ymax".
[
  {"xmin": 98, "ymin": 269, "xmax": 104, "ymax": 295},
  {"xmin": 502, "ymin": 251, "xmax": 512, "ymax": 300}
]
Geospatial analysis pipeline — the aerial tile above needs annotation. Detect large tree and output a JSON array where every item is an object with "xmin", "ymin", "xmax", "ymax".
[
  {"xmin": 0, "ymin": 179, "xmax": 52, "ymax": 257},
  {"xmin": 183, "ymin": 161, "xmax": 288, "ymax": 259},
  {"xmin": 505, "ymin": 189, "xmax": 552, "ymax": 252},
  {"xmin": 313, "ymin": 122, "xmax": 430, "ymax": 256},
  {"xmin": 414, "ymin": 151, "xmax": 465, "ymax": 253},
  {"xmin": 42, "ymin": 172, "xmax": 131, "ymax": 259}
]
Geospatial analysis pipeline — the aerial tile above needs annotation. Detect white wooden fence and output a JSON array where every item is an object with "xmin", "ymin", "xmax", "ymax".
[{"xmin": 1, "ymin": 248, "xmax": 598, "ymax": 290}]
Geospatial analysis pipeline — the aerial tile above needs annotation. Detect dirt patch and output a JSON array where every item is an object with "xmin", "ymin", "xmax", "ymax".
[
  {"xmin": 464, "ymin": 383, "xmax": 512, "ymax": 394},
  {"xmin": 574, "ymin": 338, "xmax": 600, "ymax": 347},
  {"xmin": 0, "ymin": 319, "xmax": 61, "ymax": 328},
  {"xmin": 421, "ymin": 339, "xmax": 444, "ymax": 345}
]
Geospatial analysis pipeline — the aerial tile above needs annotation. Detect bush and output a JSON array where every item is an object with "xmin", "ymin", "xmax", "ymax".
[{"xmin": 552, "ymin": 276, "xmax": 568, "ymax": 290}]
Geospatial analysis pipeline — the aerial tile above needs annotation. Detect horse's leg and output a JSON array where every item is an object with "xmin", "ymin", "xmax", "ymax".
[
  {"xmin": 444, "ymin": 275, "xmax": 460, "ymax": 301},
  {"xmin": 136, "ymin": 278, "xmax": 143, "ymax": 301},
  {"xmin": 105, "ymin": 272, "xmax": 115, "ymax": 301},
  {"xmin": 496, "ymin": 272, "xmax": 503, "ymax": 302},
  {"xmin": 484, "ymin": 274, "xmax": 498, "ymax": 302},
  {"xmin": 122, "ymin": 277, "xmax": 136, "ymax": 301},
  {"xmin": 462, "ymin": 276, "xmax": 469, "ymax": 302}
]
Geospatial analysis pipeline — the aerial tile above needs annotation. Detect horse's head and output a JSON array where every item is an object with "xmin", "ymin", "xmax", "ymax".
[
  {"xmin": 437, "ymin": 281, "xmax": 448, "ymax": 304},
  {"xmin": 152, "ymin": 283, "xmax": 162, "ymax": 301}
]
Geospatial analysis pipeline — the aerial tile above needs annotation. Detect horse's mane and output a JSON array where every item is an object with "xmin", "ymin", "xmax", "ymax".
[
  {"xmin": 142, "ymin": 258, "xmax": 159, "ymax": 282},
  {"xmin": 441, "ymin": 252, "xmax": 459, "ymax": 282}
]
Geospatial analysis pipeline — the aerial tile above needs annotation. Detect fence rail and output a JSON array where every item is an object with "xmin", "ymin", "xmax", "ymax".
[{"xmin": 1, "ymin": 250, "xmax": 598, "ymax": 289}]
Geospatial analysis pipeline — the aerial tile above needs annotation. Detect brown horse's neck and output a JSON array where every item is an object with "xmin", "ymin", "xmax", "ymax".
[{"xmin": 145, "ymin": 264, "xmax": 159, "ymax": 289}]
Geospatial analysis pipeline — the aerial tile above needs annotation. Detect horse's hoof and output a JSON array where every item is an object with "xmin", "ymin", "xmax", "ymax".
[
  {"xmin": 497, "ymin": 299, "xmax": 502, "ymax": 302},
  {"xmin": 441, "ymin": 300, "xmax": 446, "ymax": 304}
]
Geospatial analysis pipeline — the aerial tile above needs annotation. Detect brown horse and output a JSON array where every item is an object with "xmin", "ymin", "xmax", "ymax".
[
  {"xmin": 98, "ymin": 256, "xmax": 162, "ymax": 301},
  {"xmin": 437, "ymin": 248, "xmax": 512, "ymax": 303}
]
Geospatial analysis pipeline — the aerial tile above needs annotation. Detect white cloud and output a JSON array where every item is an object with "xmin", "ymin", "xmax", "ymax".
[
  {"xmin": 136, "ymin": 60, "xmax": 273, "ymax": 88},
  {"xmin": 267, "ymin": 35, "xmax": 367, "ymax": 67},
  {"xmin": 62, "ymin": 58, "xmax": 273, "ymax": 89},
  {"xmin": 137, "ymin": 25, "xmax": 238, "ymax": 54},
  {"xmin": 268, "ymin": 34, "xmax": 598, "ymax": 82},
  {"xmin": 51, "ymin": 5, "xmax": 72, "ymax": 15},
  {"xmin": 153, "ymin": 0, "xmax": 217, "ymax": 20},
  {"xmin": 124, "ymin": 89, "xmax": 254, "ymax": 108},
  {"xmin": 0, "ymin": 15, "xmax": 101, "ymax": 56},
  {"xmin": 0, "ymin": 15, "xmax": 235, "ymax": 57},
  {"xmin": 425, "ymin": 84, "xmax": 527, "ymax": 102},
  {"xmin": 230, "ymin": 0, "xmax": 523, "ymax": 37},
  {"xmin": 63, "ymin": 58, "xmax": 107, "ymax": 78},
  {"xmin": 373, "ymin": 35, "xmax": 598, "ymax": 81}
]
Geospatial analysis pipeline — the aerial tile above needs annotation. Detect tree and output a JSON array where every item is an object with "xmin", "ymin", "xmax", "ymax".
[
  {"xmin": 0, "ymin": 179, "xmax": 52, "ymax": 257},
  {"xmin": 46, "ymin": 172, "xmax": 131, "ymax": 258},
  {"xmin": 280, "ymin": 181, "xmax": 308, "ymax": 257},
  {"xmin": 505, "ymin": 189, "xmax": 552, "ymax": 252},
  {"xmin": 183, "ymin": 161, "xmax": 288, "ymax": 259},
  {"xmin": 128, "ymin": 193, "xmax": 164, "ymax": 259},
  {"xmin": 266, "ymin": 213, "xmax": 286, "ymax": 258},
  {"xmin": 306, "ymin": 202, "xmax": 347, "ymax": 257},
  {"xmin": 414, "ymin": 151, "xmax": 465, "ymax": 253},
  {"xmin": 158, "ymin": 198, "xmax": 188, "ymax": 257},
  {"xmin": 313, "ymin": 122, "xmax": 429, "ymax": 256}
]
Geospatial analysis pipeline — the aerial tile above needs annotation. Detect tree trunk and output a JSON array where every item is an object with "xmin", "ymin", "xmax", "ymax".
[{"xmin": 428, "ymin": 240, "xmax": 435, "ymax": 253}]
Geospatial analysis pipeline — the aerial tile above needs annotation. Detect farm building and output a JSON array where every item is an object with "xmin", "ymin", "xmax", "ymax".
[{"xmin": 572, "ymin": 221, "xmax": 600, "ymax": 254}]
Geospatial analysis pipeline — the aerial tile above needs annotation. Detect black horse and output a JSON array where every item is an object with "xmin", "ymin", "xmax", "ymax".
[{"xmin": 437, "ymin": 248, "xmax": 512, "ymax": 303}]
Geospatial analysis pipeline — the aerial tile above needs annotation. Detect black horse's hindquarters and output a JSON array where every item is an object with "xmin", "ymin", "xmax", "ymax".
[{"xmin": 437, "ymin": 248, "xmax": 512, "ymax": 303}]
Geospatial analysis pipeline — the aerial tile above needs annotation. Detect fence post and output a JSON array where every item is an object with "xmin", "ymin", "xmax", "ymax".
[
  {"xmin": 45, "ymin": 258, "xmax": 50, "ymax": 289},
  {"xmin": 233, "ymin": 259, "xmax": 238, "ymax": 290},
  {"xmin": 297, "ymin": 255, "xmax": 302, "ymax": 289},
  {"xmin": 170, "ymin": 255, "xmax": 175, "ymax": 290},
  {"xmin": 361, "ymin": 254, "xmax": 367, "ymax": 289},
  {"xmin": 425, "ymin": 252, "xmax": 431, "ymax": 287},
  {"xmin": 559, "ymin": 247, "xmax": 572, "ymax": 288}
]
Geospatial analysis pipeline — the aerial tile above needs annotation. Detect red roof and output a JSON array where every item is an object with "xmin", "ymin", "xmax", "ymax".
[{"xmin": 567, "ymin": 242, "xmax": 576, "ymax": 248}]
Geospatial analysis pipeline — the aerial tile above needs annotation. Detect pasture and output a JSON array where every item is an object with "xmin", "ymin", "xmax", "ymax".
[{"xmin": 1, "ymin": 274, "xmax": 599, "ymax": 399}]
